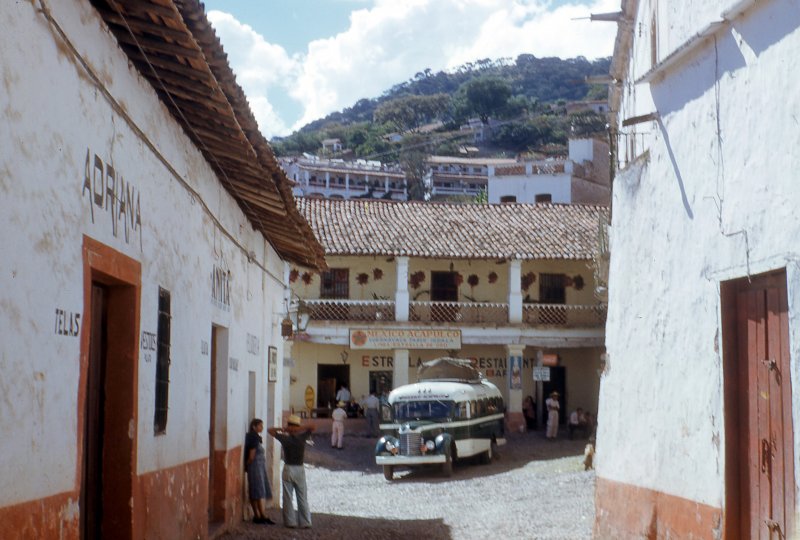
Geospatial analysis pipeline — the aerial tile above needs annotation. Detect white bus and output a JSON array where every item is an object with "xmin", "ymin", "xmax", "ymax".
[{"xmin": 375, "ymin": 358, "xmax": 506, "ymax": 480}]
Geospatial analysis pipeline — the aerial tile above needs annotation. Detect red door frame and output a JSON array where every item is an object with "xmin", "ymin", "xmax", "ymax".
[
  {"xmin": 79, "ymin": 236, "xmax": 141, "ymax": 539},
  {"xmin": 722, "ymin": 270, "xmax": 794, "ymax": 539}
]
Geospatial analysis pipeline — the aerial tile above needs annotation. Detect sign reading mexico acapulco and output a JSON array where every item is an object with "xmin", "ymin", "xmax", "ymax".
[{"xmin": 349, "ymin": 328, "xmax": 461, "ymax": 350}]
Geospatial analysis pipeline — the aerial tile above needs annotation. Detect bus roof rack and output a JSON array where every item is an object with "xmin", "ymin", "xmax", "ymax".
[{"xmin": 417, "ymin": 357, "xmax": 483, "ymax": 383}]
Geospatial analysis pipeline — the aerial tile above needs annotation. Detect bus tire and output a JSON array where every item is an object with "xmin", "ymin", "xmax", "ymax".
[
  {"xmin": 383, "ymin": 465, "xmax": 394, "ymax": 481},
  {"xmin": 479, "ymin": 441, "xmax": 493, "ymax": 464}
]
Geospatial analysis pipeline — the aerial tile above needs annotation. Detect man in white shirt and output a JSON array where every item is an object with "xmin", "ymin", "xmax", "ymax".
[
  {"xmin": 545, "ymin": 391, "xmax": 560, "ymax": 439},
  {"xmin": 568, "ymin": 407, "xmax": 584, "ymax": 439},
  {"xmin": 335, "ymin": 384, "xmax": 351, "ymax": 403},
  {"xmin": 331, "ymin": 401, "xmax": 347, "ymax": 449}
]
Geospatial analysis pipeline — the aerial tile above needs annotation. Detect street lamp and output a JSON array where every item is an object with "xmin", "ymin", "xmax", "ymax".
[{"xmin": 281, "ymin": 295, "xmax": 311, "ymax": 338}]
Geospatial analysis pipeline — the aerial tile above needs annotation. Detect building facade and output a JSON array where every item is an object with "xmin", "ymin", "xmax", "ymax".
[
  {"xmin": 487, "ymin": 138, "xmax": 611, "ymax": 205},
  {"xmin": 0, "ymin": 1, "xmax": 323, "ymax": 538},
  {"xmin": 282, "ymin": 156, "xmax": 408, "ymax": 200},
  {"xmin": 596, "ymin": 0, "xmax": 800, "ymax": 538},
  {"xmin": 286, "ymin": 199, "xmax": 608, "ymax": 433}
]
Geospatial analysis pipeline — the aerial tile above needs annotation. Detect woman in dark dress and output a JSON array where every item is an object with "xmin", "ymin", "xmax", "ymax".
[
  {"xmin": 245, "ymin": 418, "xmax": 274, "ymax": 525},
  {"xmin": 523, "ymin": 395, "xmax": 537, "ymax": 430}
]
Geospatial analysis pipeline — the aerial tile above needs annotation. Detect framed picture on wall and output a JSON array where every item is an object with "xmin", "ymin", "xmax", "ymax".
[{"xmin": 268, "ymin": 346, "xmax": 278, "ymax": 383}]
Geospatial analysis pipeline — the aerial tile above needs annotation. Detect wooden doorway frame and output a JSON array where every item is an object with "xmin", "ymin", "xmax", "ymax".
[
  {"xmin": 79, "ymin": 236, "xmax": 141, "ymax": 540},
  {"xmin": 721, "ymin": 269, "xmax": 794, "ymax": 539}
]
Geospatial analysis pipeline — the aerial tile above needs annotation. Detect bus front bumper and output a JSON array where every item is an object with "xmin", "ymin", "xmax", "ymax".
[{"xmin": 376, "ymin": 454, "xmax": 447, "ymax": 465}]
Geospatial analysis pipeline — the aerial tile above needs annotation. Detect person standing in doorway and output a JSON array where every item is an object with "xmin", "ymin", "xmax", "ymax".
[
  {"xmin": 546, "ymin": 391, "xmax": 560, "ymax": 439},
  {"xmin": 331, "ymin": 401, "xmax": 347, "ymax": 449},
  {"xmin": 268, "ymin": 415, "xmax": 315, "ymax": 529},
  {"xmin": 244, "ymin": 418, "xmax": 275, "ymax": 525},
  {"xmin": 362, "ymin": 391, "xmax": 381, "ymax": 437},
  {"xmin": 335, "ymin": 384, "xmax": 351, "ymax": 404}
]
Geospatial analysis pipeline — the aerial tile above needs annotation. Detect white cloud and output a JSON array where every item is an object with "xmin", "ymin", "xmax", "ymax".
[{"xmin": 209, "ymin": 0, "xmax": 618, "ymax": 138}]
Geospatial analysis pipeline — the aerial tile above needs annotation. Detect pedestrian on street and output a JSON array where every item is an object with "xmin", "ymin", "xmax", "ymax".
[
  {"xmin": 545, "ymin": 391, "xmax": 560, "ymax": 439},
  {"xmin": 361, "ymin": 391, "xmax": 381, "ymax": 437},
  {"xmin": 244, "ymin": 418, "xmax": 275, "ymax": 525},
  {"xmin": 335, "ymin": 384, "xmax": 351, "ymax": 403},
  {"xmin": 268, "ymin": 415, "xmax": 315, "ymax": 529},
  {"xmin": 331, "ymin": 400, "xmax": 347, "ymax": 449}
]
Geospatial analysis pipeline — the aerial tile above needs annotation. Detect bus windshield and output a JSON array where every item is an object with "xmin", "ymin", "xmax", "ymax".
[{"xmin": 393, "ymin": 400, "xmax": 453, "ymax": 421}]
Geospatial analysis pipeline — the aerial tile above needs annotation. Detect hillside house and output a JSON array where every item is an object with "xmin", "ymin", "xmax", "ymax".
[
  {"xmin": 281, "ymin": 156, "xmax": 408, "ymax": 200},
  {"xmin": 0, "ymin": 1, "xmax": 323, "ymax": 538}
]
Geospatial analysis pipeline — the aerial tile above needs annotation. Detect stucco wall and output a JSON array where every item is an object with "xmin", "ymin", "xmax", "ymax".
[
  {"xmin": 0, "ymin": 0, "xmax": 284, "ymax": 513},
  {"xmin": 599, "ymin": 0, "xmax": 800, "ymax": 512},
  {"xmin": 488, "ymin": 174, "xmax": 572, "ymax": 204}
]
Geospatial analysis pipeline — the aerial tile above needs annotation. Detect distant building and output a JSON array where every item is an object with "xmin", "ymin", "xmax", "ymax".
[
  {"xmin": 565, "ymin": 100, "xmax": 609, "ymax": 115},
  {"xmin": 488, "ymin": 138, "xmax": 610, "ymax": 205},
  {"xmin": 321, "ymin": 138, "xmax": 343, "ymax": 154},
  {"xmin": 427, "ymin": 155, "xmax": 517, "ymax": 199},
  {"xmin": 281, "ymin": 156, "xmax": 408, "ymax": 200}
]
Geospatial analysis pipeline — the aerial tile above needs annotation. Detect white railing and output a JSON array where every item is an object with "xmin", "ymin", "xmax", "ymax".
[
  {"xmin": 306, "ymin": 299, "xmax": 395, "ymax": 322},
  {"xmin": 522, "ymin": 303, "xmax": 607, "ymax": 327},
  {"xmin": 409, "ymin": 301, "xmax": 509, "ymax": 324}
]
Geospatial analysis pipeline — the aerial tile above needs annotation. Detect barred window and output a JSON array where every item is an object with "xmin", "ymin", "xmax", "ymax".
[
  {"xmin": 154, "ymin": 288, "xmax": 171, "ymax": 435},
  {"xmin": 321, "ymin": 269, "xmax": 349, "ymax": 299}
]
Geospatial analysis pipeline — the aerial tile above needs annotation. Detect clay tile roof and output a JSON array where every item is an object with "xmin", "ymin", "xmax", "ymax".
[
  {"xmin": 296, "ymin": 198, "xmax": 608, "ymax": 260},
  {"xmin": 90, "ymin": 0, "xmax": 325, "ymax": 269}
]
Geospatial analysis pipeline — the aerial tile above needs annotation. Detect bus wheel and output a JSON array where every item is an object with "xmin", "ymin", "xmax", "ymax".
[
  {"xmin": 479, "ymin": 441, "xmax": 493, "ymax": 464},
  {"xmin": 383, "ymin": 465, "xmax": 394, "ymax": 481},
  {"xmin": 442, "ymin": 450, "xmax": 454, "ymax": 477}
]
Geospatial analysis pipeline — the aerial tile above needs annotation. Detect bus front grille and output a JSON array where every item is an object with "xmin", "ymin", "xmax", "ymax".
[{"xmin": 400, "ymin": 432, "xmax": 422, "ymax": 456}]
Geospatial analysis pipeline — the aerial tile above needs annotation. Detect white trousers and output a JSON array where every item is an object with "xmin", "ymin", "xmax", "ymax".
[
  {"xmin": 331, "ymin": 420, "xmax": 344, "ymax": 448},
  {"xmin": 546, "ymin": 410, "xmax": 559, "ymax": 438}
]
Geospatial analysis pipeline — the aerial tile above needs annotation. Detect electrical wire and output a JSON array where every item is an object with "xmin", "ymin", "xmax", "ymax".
[{"xmin": 36, "ymin": 0, "xmax": 288, "ymax": 287}]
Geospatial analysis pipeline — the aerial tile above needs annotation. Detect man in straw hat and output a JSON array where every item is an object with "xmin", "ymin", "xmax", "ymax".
[
  {"xmin": 268, "ymin": 415, "xmax": 315, "ymax": 529},
  {"xmin": 545, "ymin": 391, "xmax": 561, "ymax": 439},
  {"xmin": 331, "ymin": 400, "xmax": 347, "ymax": 449}
]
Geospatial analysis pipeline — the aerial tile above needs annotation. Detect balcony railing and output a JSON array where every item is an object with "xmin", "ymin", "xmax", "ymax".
[
  {"xmin": 409, "ymin": 301, "xmax": 509, "ymax": 324},
  {"xmin": 306, "ymin": 299, "xmax": 395, "ymax": 322},
  {"xmin": 302, "ymin": 299, "xmax": 607, "ymax": 328},
  {"xmin": 522, "ymin": 303, "xmax": 607, "ymax": 327}
]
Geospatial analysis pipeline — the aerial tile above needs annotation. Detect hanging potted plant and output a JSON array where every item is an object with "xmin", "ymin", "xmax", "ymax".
[
  {"xmin": 467, "ymin": 274, "xmax": 479, "ymax": 293},
  {"xmin": 373, "ymin": 268, "xmax": 383, "ymax": 281},
  {"xmin": 301, "ymin": 272, "xmax": 313, "ymax": 285},
  {"xmin": 521, "ymin": 272, "xmax": 536, "ymax": 291},
  {"xmin": 409, "ymin": 271, "xmax": 425, "ymax": 289},
  {"xmin": 488, "ymin": 271, "xmax": 498, "ymax": 284},
  {"xmin": 289, "ymin": 268, "xmax": 299, "ymax": 283}
]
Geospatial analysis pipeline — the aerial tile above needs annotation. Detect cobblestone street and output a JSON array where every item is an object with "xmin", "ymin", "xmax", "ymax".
[{"xmin": 219, "ymin": 430, "xmax": 594, "ymax": 540}]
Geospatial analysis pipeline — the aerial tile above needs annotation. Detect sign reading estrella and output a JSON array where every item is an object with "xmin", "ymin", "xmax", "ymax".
[{"xmin": 349, "ymin": 328, "xmax": 462, "ymax": 350}]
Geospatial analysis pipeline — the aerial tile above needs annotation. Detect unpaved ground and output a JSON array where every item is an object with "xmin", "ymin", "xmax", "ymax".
[{"xmin": 217, "ymin": 429, "xmax": 595, "ymax": 540}]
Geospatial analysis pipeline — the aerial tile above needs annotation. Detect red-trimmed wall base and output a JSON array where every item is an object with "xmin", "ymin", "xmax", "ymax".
[
  {"xmin": 0, "ymin": 491, "xmax": 80, "ymax": 540},
  {"xmin": 211, "ymin": 446, "xmax": 243, "ymax": 527},
  {"xmin": 594, "ymin": 476, "xmax": 722, "ymax": 539}
]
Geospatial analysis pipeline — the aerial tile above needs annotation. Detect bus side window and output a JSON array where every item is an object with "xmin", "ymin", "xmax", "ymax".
[
  {"xmin": 470, "ymin": 400, "xmax": 476, "ymax": 418},
  {"xmin": 458, "ymin": 401, "xmax": 467, "ymax": 418}
]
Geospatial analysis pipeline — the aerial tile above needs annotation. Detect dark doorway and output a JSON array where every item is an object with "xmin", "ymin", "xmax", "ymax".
[
  {"xmin": 542, "ymin": 366, "xmax": 567, "ymax": 424},
  {"xmin": 722, "ymin": 270, "xmax": 794, "ymax": 539},
  {"xmin": 80, "ymin": 237, "xmax": 140, "ymax": 540},
  {"xmin": 208, "ymin": 325, "xmax": 228, "ymax": 523},
  {"xmin": 82, "ymin": 284, "xmax": 107, "ymax": 540},
  {"xmin": 369, "ymin": 371, "xmax": 393, "ymax": 396},
  {"xmin": 317, "ymin": 364, "xmax": 350, "ymax": 408}
]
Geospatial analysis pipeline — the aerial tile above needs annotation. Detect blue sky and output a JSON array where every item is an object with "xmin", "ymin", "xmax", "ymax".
[{"xmin": 202, "ymin": 0, "xmax": 618, "ymax": 138}]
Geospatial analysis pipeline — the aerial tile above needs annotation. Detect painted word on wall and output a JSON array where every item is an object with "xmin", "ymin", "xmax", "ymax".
[
  {"xmin": 247, "ymin": 333, "xmax": 259, "ymax": 355},
  {"xmin": 211, "ymin": 265, "xmax": 231, "ymax": 311},
  {"xmin": 362, "ymin": 355, "xmax": 394, "ymax": 368},
  {"xmin": 141, "ymin": 330, "xmax": 157, "ymax": 363},
  {"xmin": 82, "ymin": 149, "xmax": 142, "ymax": 246},
  {"xmin": 55, "ymin": 309, "xmax": 80, "ymax": 337}
]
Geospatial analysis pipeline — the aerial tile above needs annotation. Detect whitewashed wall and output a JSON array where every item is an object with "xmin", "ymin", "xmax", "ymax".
[
  {"xmin": 0, "ymin": 0, "xmax": 286, "ymax": 506},
  {"xmin": 599, "ymin": 0, "xmax": 800, "ymax": 509},
  {"xmin": 488, "ymin": 174, "xmax": 571, "ymax": 204}
]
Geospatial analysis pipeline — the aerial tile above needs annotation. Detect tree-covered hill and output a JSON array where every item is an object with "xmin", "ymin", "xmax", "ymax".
[{"xmin": 271, "ymin": 54, "xmax": 610, "ymax": 165}]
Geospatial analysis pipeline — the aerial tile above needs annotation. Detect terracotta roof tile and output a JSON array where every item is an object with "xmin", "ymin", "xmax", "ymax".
[{"xmin": 297, "ymin": 198, "xmax": 608, "ymax": 260}]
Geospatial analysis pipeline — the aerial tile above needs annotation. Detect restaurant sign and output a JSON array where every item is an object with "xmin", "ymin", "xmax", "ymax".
[{"xmin": 349, "ymin": 328, "xmax": 462, "ymax": 350}]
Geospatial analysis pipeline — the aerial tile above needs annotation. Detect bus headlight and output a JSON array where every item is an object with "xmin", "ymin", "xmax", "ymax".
[
  {"xmin": 385, "ymin": 440, "xmax": 395, "ymax": 452},
  {"xmin": 425, "ymin": 440, "xmax": 435, "ymax": 451}
]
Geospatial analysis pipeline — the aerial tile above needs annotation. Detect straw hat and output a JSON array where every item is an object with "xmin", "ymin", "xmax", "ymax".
[
  {"xmin": 287, "ymin": 414, "xmax": 302, "ymax": 426},
  {"xmin": 337, "ymin": 401, "xmax": 346, "ymax": 407}
]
